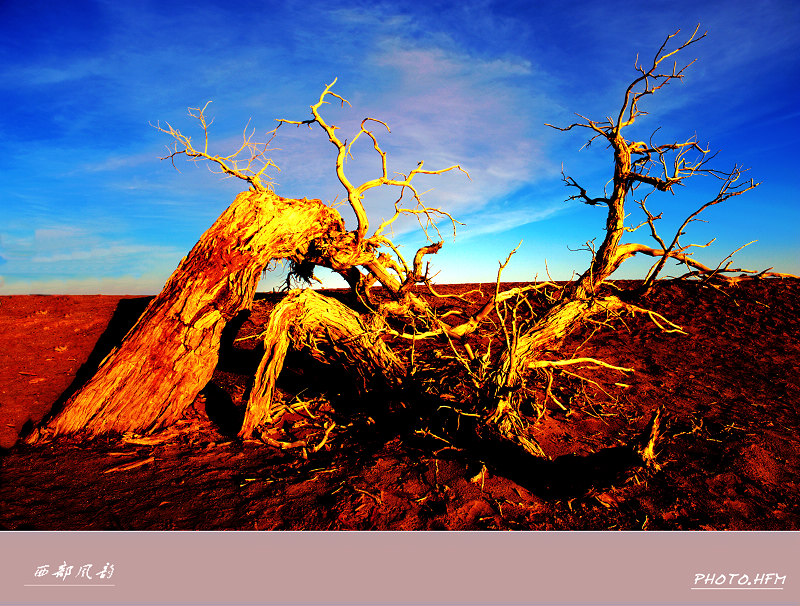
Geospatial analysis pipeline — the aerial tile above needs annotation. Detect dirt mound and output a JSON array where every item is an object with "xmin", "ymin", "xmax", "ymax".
[{"xmin": 1, "ymin": 280, "xmax": 799, "ymax": 530}]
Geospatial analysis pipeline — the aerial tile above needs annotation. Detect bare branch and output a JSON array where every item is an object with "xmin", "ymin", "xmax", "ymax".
[
  {"xmin": 617, "ymin": 25, "xmax": 707, "ymax": 132},
  {"xmin": 152, "ymin": 102, "xmax": 279, "ymax": 192},
  {"xmin": 562, "ymin": 171, "xmax": 610, "ymax": 206},
  {"xmin": 527, "ymin": 357, "xmax": 634, "ymax": 373},
  {"xmin": 277, "ymin": 79, "xmax": 469, "ymax": 244}
]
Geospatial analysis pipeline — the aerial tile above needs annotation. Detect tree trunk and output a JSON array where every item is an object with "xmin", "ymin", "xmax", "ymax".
[
  {"xmin": 240, "ymin": 289, "xmax": 405, "ymax": 439},
  {"xmin": 498, "ymin": 295, "xmax": 627, "ymax": 391},
  {"xmin": 30, "ymin": 191, "xmax": 345, "ymax": 442},
  {"xmin": 488, "ymin": 294, "xmax": 629, "ymax": 457}
]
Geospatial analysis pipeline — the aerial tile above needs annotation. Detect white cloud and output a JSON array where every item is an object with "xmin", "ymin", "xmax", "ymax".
[
  {"xmin": 458, "ymin": 203, "xmax": 567, "ymax": 240},
  {"xmin": 77, "ymin": 151, "xmax": 159, "ymax": 174},
  {"xmin": 1, "ymin": 57, "xmax": 107, "ymax": 87},
  {"xmin": 30, "ymin": 243, "xmax": 169, "ymax": 264},
  {"xmin": 0, "ymin": 222, "xmax": 184, "ymax": 289}
]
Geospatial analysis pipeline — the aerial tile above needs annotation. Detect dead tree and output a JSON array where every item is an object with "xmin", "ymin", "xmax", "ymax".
[
  {"xmin": 28, "ymin": 82, "xmax": 471, "ymax": 443},
  {"xmin": 478, "ymin": 26, "xmax": 793, "ymax": 456},
  {"xmin": 29, "ymin": 191, "xmax": 346, "ymax": 440},
  {"xmin": 28, "ymin": 29, "xmax": 792, "ymax": 464}
]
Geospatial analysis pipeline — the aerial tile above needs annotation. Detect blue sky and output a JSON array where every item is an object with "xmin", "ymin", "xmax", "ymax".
[{"xmin": 1, "ymin": 0, "xmax": 798, "ymax": 294}]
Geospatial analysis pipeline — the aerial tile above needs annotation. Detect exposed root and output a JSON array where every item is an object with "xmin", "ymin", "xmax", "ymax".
[
  {"xmin": 637, "ymin": 405, "xmax": 666, "ymax": 470},
  {"xmin": 528, "ymin": 357, "xmax": 634, "ymax": 373},
  {"xmin": 623, "ymin": 302, "xmax": 687, "ymax": 334},
  {"xmin": 488, "ymin": 397, "xmax": 548, "ymax": 459},
  {"xmin": 250, "ymin": 392, "xmax": 339, "ymax": 455},
  {"xmin": 240, "ymin": 289, "xmax": 404, "ymax": 439}
]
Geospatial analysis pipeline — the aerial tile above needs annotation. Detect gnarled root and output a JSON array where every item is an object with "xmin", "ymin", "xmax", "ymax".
[
  {"xmin": 487, "ymin": 395, "xmax": 548, "ymax": 459},
  {"xmin": 239, "ymin": 289, "xmax": 405, "ymax": 439}
]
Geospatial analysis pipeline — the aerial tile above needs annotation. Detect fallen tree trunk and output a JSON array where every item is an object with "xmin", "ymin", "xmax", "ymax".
[
  {"xmin": 240, "ymin": 289, "xmax": 405, "ymax": 439},
  {"xmin": 29, "ymin": 191, "xmax": 345, "ymax": 442}
]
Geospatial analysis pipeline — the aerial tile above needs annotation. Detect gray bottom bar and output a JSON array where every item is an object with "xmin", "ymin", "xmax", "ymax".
[{"xmin": 2, "ymin": 531, "xmax": 797, "ymax": 605}]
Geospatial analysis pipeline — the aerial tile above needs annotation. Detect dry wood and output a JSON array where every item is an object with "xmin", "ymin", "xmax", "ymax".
[
  {"xmin": 24, "ymin": 31, "xmax": 795, "ymax": 480},
  {"xmin": 104, "ymin": 456, "xmax": 155, "ymax": 474},
  {"xmin": 29, "ymin": 191, "xmax": 344, "ymax": 442},
  {"xmin": 638, "ymin": 405, "xmax": 665, "ymax": 470},
  {"xmin": 240, "ymin": 289, "xmax": 405, "ymax": 439},
  {"xmin": 483, "ymin": 27, "xmax": 796, "ymax": 457}
]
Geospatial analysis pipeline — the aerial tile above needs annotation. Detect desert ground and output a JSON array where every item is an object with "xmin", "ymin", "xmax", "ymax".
[{"xmin": 1, "ymin": 280, "xmax": 798, "ymax": 530}]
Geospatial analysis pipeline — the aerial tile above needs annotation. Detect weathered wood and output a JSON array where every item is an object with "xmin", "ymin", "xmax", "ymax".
[
  {"xmin": 30, "ymin": 191, "xmax": 345, "ymax": 442},
  {"xmin": 497, "ymin": 295, "xmax": 627, "ymax": 390},
  {"xmin": 240, "ymin": 289, "xmax": 405, "ymax": 439}
]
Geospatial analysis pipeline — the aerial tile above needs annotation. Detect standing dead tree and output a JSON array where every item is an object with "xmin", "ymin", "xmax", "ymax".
[
  {"xmin": 28, "ymin": 28, "xmax": 792, "ymax": 466},
  {"xmin": 475, "ymin": 26, "xmax": 794, "ymax": 458}
]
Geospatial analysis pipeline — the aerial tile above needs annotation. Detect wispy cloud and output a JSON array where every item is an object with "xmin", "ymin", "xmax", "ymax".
[
  {"xmin": 3, "ymin": 57, "xmax": 107, "ymax": 86},
  {"xmin": 0, "ymin": 223, "xmax": 183, "ymax": 287},
  {"xmin": 1, "ymin": 0, "xmax": 797, "ymax": 293},
  {"xmin": 458, "ymin": 203, "xmax": 567, "ymax": 240},
  {"xmin": 30, "ymin": 243, "xmax": 168, "ymax": 264},
  {"xmin": 77, "ymin": 151, "xmax": 159, "ymax": 174},
  {"xmin": 266, "ymin": 10, "xmax": 558, "ymax": 238}
]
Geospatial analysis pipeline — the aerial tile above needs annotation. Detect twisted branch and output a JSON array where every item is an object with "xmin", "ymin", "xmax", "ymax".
[
  {"xmin": 153, "ymin": 102, "xmax": 279, "ymax": 192},
  {"xmin": 277, "ymin": 79, "xmax": 469, "ymax": 243}
]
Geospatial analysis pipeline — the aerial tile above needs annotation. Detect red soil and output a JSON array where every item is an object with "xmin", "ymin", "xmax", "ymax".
[{"xmin": 1, "ymin": 280, "xmax": 798, "ymax": 530}]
